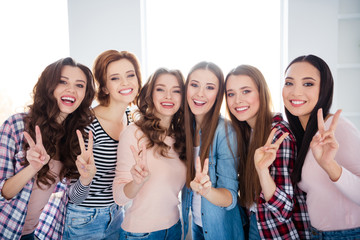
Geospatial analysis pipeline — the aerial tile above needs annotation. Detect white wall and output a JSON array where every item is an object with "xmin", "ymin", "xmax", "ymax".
[{"xmin": 67, "ymin": 0, "xmax": 144, "ymax": 69}]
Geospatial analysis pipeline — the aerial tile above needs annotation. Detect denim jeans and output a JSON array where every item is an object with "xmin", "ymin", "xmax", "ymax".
[
  {"xmin": 119, "ymin": 220, "xmax": 181, "ymax": 240},
  {"xmin": 63, "ymin": 203, "xmax": 123, "ymax": 240},
  {"xmin": 191, "ymin": 220, "xmax": 205, "ymax": 240},
  {"xmin": 310, "ymin": 226, "xmax": 360, "ymax": 240},
  {"xmin": 248, "ymin": 212, "xmax": 261, "ymax": 240}
]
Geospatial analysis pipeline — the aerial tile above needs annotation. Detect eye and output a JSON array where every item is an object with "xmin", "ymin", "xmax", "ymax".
[
  {"xmin": 242, "ymin": 90, "xmax": 251, "ymax": 94},
  {"xmin": 76, "ymin": 84, "xmax": 85, "ymax": 88},
  {"xmin": 206, "ymin": 85, "xmax": 215, "ymax": 90},
  {"xmin": 227, "ymin": 92, "xmax": 234, "ymax": 97},
  {"xmin": 190, "ymin": 83, "xmax": 198, "ymax": 88},
  {"xmin": 59, "ymin": 80, "xmax": 67, "ymax": 85},
  {"xmin": 173, "ymin": 89, "xmax": 181, "ymax": 94},
  {"xmin": 110, "ymin": 77, "xmax": 119, "ymax": 81},
  {"xmin": 156, "ymin": 88, "xmax": 164, "ymax": 92},
  {"xmin": 127, "ymin": 74, "xmax": 136, "ymax": 78},
  {"xmin": 284, "ymin": 81, "xmax": 293, "ymax": 86},
  {"xmin": 304, "ymin": 82, "xmax": 314, "ymax": 87}
]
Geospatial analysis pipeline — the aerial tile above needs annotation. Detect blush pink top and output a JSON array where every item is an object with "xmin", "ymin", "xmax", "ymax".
[
  {"xmin": 22, "ymin": 160, "xmax": 62, "ymax": 235},
  {"xmin": 113, "ymin": 124, "xmax": 186, "ymax": 233},
  {"xmin": 299, "ymin": 116, "xmax": 360, "ymax": 231}
]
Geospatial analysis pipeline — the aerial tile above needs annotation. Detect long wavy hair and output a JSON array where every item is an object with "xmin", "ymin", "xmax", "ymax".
[
  {"xmin": 285, "ymin": 55, "xmax": 334, "ymax": 185},
  {"xmin": 225, "ymin": 64, "xmax": 273, "ymax": 208},
  {"xmin": 93, "ymin": 50, "xmax": 142, "ymax": 106},
  {"xmin": 184, "ymin": 61, "xmax": 225, "ymax": 187},
  {"xmin": 23, "ymin": 57, "xmax": 95, "ymax": 188},
  {"xmin": 135, "ymin": 68, "xmax": 186, "ymax": 161}
]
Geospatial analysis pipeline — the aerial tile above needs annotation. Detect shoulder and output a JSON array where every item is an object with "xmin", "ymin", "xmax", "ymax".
[
  {"xmin": 215, "ymin": 116, "xmax": 235, "ymax": 135},
  {"xmin": 271, "ymin": 113, "xmax": 296, "ymax": 142},
  {"xmin": 120, "ymin": 123, "xmax": 143, "ymax": 139},
  {"xmin": 1, "ymin": 113, "xmax": 26, "ymax": 133}
]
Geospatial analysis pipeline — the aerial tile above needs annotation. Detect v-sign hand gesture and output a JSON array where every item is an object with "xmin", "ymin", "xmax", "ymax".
[
  {"xmin": 130, "ymin": 144, "xmax": 150, "ymax": 185},
  {"xmin": 75, "ymin": 130, "xmax": 97, "ymax": 186},
  {"xmin": 23, "ymin": 125, "xmax": 50, "ymax": 172},
  {"xmin": 190, "ymin": 157, "xmax": 212, "ymax": 197},
  {"xmin": 254, "ymin": 128, "xmax": 289, "ymax": 173},
  {"xmin": 310, "ymin": 109, "xmax": 342, "ymax": 172}
]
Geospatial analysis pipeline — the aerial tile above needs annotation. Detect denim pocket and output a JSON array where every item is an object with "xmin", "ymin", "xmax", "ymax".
[
  {"xmin": 124, "ymin": 231, "xmax": 150, "ymax": 239},
  {"xmin": 66, "ymin": 207, "xmax": 97, "ymax": 228}
]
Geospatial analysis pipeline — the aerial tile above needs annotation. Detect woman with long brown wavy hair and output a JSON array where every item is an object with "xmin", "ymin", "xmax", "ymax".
[
  {"xmin": 113, "ymin": 68, "xmax": 186, "ymax": 240},
  {"xmin": 64, "ymin": 50, "xmax": 142, "ymax": 240},
  {"xmin": 181, "ymin": 61, "xmax": 244, "ymax": 240},
  {"xmin": 0, "ymin": 57, "xmax": 95, "ymax": 240}
]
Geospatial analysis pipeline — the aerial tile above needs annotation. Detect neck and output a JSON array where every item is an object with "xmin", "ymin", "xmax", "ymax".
[
  {"xmin": 97, "ymin": 101, "xmax": 128, "ymax": 121},
  {"xmin": 158, "ymin": 115, "xmax": 172, "ymax": 130},
  {"xmin": 299, "ymin": 115, "xmax": 309, "ymax": 130}
]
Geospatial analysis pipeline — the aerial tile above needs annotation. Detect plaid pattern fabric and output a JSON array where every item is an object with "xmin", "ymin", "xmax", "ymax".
[
  {"xmin": 0, "ymin": 113, "xmax": 68, "ymax": 240},
  {"xmin": 256, "ymin": 114, "xmax": 310, "ymax": 239}
]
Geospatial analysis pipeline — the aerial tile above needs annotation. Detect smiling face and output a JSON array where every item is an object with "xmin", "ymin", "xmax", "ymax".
[
  {"xmin": 186, "ymin": 69, "xmax": 219, "ymax": 124},
  {"xmin": 152, "ymin": 73, "xmax": 182, "ymax": 123},
  {"xmin": 226, "ymin": 74, "xmax": 260, "ymax": 128},
  {"xmin": 53, "ymin": 65, "xmax": 87, "ymax": 122},
  {"xmin": 105, "ymin": 59, "xmax": 139, "ymax": 105},
  {"xmin": 282, "ymin": 61, "xmax": 321, "ymax": 128}
]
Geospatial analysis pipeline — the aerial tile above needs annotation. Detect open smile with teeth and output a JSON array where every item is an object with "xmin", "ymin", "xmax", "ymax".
[
  {"xmin": 119, "ymin": 88, "xmax": 133, "ymax": 94},
  {"xmin": 61, "ymin": 96, "xmax": 75, "ymax": 103},
  {"xmin": 161, "ymin": 102, "xmax": 174, "ymax": 107},
  {"xmin": 193, "ymin": 99, "xmax": 206, "ymax": 106},
  {"xmin": 290, "ymin": 100, "xmax": 306, "ymax": 105},
  {"xmin": 235, "ymin": 106, "xmax": 249, "ymax": 112}
]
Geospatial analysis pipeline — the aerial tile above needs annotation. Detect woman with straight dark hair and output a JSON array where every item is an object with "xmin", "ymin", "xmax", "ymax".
[
  {"xmin": 283, "ymin": 54, "xmax": 360, "ymax": 239},
  {"xmin": 181, "ymin": 61, "xmax": 244, "ymax": 240},
  {"xmin": 0, "ymin": 57, "xmax": 95, "ymax": 240},
  {"xmin": 113, "ymin": 68, "xmax": 186, "ymax": 240},
  {"xmin": 64, "ymin": 50, "xmax": 142, "ymax": 240},
  {"xmin": 225, "ymin": 64, "xmax": 310, "ymax": 239}
]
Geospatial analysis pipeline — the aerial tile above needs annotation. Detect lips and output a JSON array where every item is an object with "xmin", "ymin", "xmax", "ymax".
[
  {"xmin": 161, "ymin": 102, "xmax": 175, "ymax": 108},
  {"xmin": 235, "ymin": 106, "xmax": 249, "ymax": 112},
  {"xmin": 61, "ymin": 96, "xmax": 76, "ymax": 106},
  {"xmin": 290, "ymin": 100, "xmax": 306, "ymax": 106},
  {"xmin": 193, "ymin": 99, "xmax": 206, "ymax": 106},
  {"xmin": 119, "ymin": 88, "xmax": 133, "ymax": 95}
]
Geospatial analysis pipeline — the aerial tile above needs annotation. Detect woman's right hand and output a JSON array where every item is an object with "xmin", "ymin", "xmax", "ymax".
[
  {"xmin": 130, "ymin": 144, "xmax": 150, "ymax": 185},
  {"xmin": 23, "ymin": 125, "xmax": 50, "ymax": 172}
]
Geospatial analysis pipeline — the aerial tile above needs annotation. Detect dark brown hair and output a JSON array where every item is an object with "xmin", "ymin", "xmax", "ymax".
[
  {"xmin": 24, "ymin": 57, "xmax": 95, "ymax": 188},
  {"xmin": 93, "ymin": 50, "xmax": 142, "ymax": 106},
  {"xmin": 285, "ymin": 55, "xmax": 334, "ymax": 184},
  {"xmin": 184, "ymin": 61, "xmax": 225, "ymax": 187},
  {"xmin": 225, "ymin": 64, "xmax": 273, "ymax": 207},
  {"xmin": 135, "ymin": 68, "xmax": 186, "ymax": 161}
]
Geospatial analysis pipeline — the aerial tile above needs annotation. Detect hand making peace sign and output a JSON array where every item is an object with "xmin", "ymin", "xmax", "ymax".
[
  {"xmin": 310, "ymin": 108, "xmax": 342, "ymax": 170},
  {"xmin": 23, "ymin": 125, "xmax": 50, "ymax": 172},
  {"xmin": 75, "ymin": 130, "xmax": 97, "ymax": 186},
  {"xmin": 190, "ymin": 157, "xmax": 212, "ymax": 197},
  {"xmin": 254, "ymin": 128, "xmax": 289, "ymax": 172},
  {"xmin": 130, "ymin": 144, "xmax": 150, "ymax": 185}
]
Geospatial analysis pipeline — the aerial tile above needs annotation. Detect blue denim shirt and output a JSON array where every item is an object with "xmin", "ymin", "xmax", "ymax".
[{"xmin": 181, "ymin": 117, "xmax": 245, "ymax": 240}]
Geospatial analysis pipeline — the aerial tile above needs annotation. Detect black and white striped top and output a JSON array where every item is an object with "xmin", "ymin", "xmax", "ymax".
[{"xmin": 68, "ymin": 113, "xmax": 130, "ymax": 207}]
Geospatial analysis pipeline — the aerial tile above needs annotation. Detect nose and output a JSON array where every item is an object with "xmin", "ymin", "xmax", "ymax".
[
  {"xmin": 197, "ymin": 86, "xmax": 204, "ymax": 97},
  {"xmin": 66, "ymin": 83, "xmax": 76, "ymax": 93},
  {"xmin": 165, "ymin": 90, "xmax": 171, "ymax": 99},
  {"xmin": 235, "ymin": 93, "xmax": 242, "ymax": 104},
  {"xmin": 292, "ymin": 83, "xmax": 303, "ymax": 96},
  {"xmin": 120, "ymin": 77, "xmax": 129, "ymax": 86}
]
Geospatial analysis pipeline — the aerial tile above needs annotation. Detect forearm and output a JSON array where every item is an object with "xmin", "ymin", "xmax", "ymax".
[
  {"xmin": 203, "ymin": 187, "xmax": 232, "ymax": 207},
  {"xmin": 322, "ymin": 159, "xmax": 342, "ymax": 182},
  {"xmin": 123, "ymin": 180, "xmax": 144, "ymax": 199},
  {"xmin": 68, "ymin": 179, "xmax": 91, "ymax": 204},
  {"xmin": 1, "ymin": 165, "xmax": 37, "ymax": 199},
  {"xmin": 257, "ymin": 169, "xmax": 276, "ymax": 202}
]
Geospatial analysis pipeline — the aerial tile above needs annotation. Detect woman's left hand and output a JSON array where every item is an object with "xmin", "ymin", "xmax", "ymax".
[
  {"xmin": 254, "ymin": 128, "xmax": 289, "ymax": 173},
  {"xmin": 310, "ymin": 109, "xmax": 342, "ymax": 180}
]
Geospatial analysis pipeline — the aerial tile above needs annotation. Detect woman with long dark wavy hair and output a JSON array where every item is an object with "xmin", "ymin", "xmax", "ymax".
[
  {"xmin": 181, "ymin": 61, "xmax": 244, "ymax": 240},
  {"xmin": 0, "ymin": 57, "xmax": 95, "ymax": 240},
  {"xmin": 225, "ymin": 64, "xmax": 310, "ymax": 240},
  {"xmin": 113, "ymin": 68, "xmax": 186, "ymax": 240},
  {"xmin": 64, "ymin": 50, "xmax": 142, "ymax": 240},
  {"xmin": 283, "ymin": 54, "xmax": 360, "ymax": 239}
]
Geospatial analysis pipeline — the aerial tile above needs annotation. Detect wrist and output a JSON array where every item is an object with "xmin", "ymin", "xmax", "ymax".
[
  {"xmin": 79, "ymin": 176, "xmax": 92, "ymax": 186},
  {"xmin": 323, "ymin": 160, "xmax": 342, "ymax": 182}
]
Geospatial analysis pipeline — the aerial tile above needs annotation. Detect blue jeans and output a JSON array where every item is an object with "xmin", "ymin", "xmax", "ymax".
[
  {"xmin": 248, "ymin": 212, "xmax": 261, "ymax": 240},
  {"xmin": 119, "ymin": 220, "xmax": 181, "ymax": 240},
  {"xmin": 310, "ymin": 226, "xmax": 360, "ymax": 240},
  {"xmin": 63, "ymin": 203, "xmax": 124, "ymax": 240},
  {"xmin": 191, "ymin": 220, "xmax": 205, "ymax": 240}
]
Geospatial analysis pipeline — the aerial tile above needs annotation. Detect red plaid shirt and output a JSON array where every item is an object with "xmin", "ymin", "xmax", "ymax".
[{"xmin": 255, "ymin": 114, "xmax": 310, "ymax": 239}]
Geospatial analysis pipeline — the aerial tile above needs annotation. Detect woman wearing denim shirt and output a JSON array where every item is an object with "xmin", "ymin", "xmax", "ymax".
[{"xmin": 181, "ymin": 61, "xmax": 244, "ymax": 240}]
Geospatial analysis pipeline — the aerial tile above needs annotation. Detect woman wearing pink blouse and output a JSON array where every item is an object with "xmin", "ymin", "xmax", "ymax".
[
  {"xmin": 113, "ymin": 68, "xmax": 186, "ymax": 240},
  {"xmin": 283, "ymin": 54, "xmax": 360, "ymax": 239}
]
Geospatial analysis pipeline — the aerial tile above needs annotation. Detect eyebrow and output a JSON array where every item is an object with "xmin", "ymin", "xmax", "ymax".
[
  {"xmin": 190, "ymin": 79, "xmax": 216, "ymax": 85},
  {"xmin": 155, "ymin": 84, "xmax": 181, "ymax": 88},
  {"xmin": 61, "ymin": 76, "xmax": 86, "ymax": 84},
  {"xmin": 286, "ymin": 76, "xmax": 317, "ymax": 81}
]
